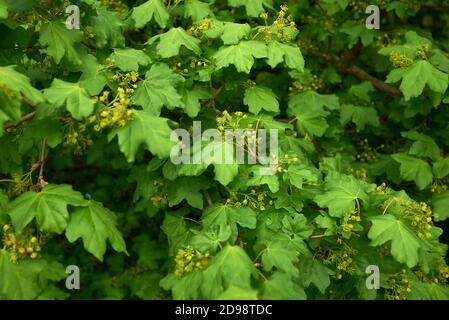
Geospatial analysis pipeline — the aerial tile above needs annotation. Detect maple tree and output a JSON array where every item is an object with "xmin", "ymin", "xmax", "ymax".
[{"xmin": 0, "ymin": 0, "xmax": 449, "ymax": 300}]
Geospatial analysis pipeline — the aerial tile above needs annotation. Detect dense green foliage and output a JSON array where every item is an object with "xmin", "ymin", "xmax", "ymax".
[{"xmin": 1, "ymin": 0, "xmax": 449, "ymax": 300}]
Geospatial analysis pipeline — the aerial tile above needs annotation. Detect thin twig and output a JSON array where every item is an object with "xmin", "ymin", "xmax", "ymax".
[
  {"xmin": 308, "ymin": 49, "xmax": 403, "ymax": 97},
  {"xmin": 21, "ymin": 96, "xmax": 36, "ymax": 108},
  {"xmin": 204, "ymin": 191, "xmax": 213, "ymax": 206},
  {"xmin": 308, "ymin": 234, "xmax": 332, "ymax": 239},
  {"xmin": 202, "ymin": 82, "xmax": 225, "ymax": 114},
  {"xmin": 38, "ymin": 138, "xmax": 48, "ymax": 188},
  {"xmin": 3, "ymin": 111, "xmax": 37, "ymax": 129}
]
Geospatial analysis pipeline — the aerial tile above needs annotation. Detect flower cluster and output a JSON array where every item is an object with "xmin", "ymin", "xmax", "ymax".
[
  {"xmin": 63, "ymin": 119, "xmax": 93, "ymax": 155},
  {"xmin": 385, "ymin": 269, "xmax": 412, "ymax": 300},
  {"xmin": 188, "ymin": 18, "xmax": 215, "ymax": 37},
  {"xmin": 375, "ymin": 32, "xmax": 402, "ymax": 48},
  {"xmin": 12, "ymin": 0, "xmax": 71, "ymax": 31},
  {"xmin": 356, "ymin": 139, "xmax": 380, "ymax": 163},
  {"xmin": 373, "ymin": 182, "xmax": 392, "ymax": 195},
  {"xmin": 383, "ymin": 197, "xmax": 435, "ymax": 238},
  {"xmin": 226, "ymin": 188, "xmax": 272, "ymax": 212},
  {"xmin": 89, "ymin": 71, "xmax": 138, "ymax": 132},
  {"xmin": 190, "ymin": 57, "xmax": 209, "ymax": 68},
  {"xmin": 174, "ymin": 247, "xmax": 209, "ymax": 278},
  {"xmin": 150, "ymin": 178, "xmax": 168, "ymax": 208},
  {"xmin": 271, "ymin": 5, "xmax": 297, "ymax": 42},
  {"xmin": 289, "ymin": 75, "xmax": 324, "ymax": 94},
  {"xmin": 323, "ymin": 243, "xmax": 358, "ymax": 279},
  {"xmin": 275, "ymin": 154, "xmax": 299, "ymax": 174},
  {"xmin": 216, "ymin": 110, "xmax": 248, "ymax": 133},
  {"xmin": 100, "ymin": 0, "xmax": 128, "ymax": 13},
  {"xmin": 2, "ymin": 224, "xmax": 42, "ymax": 263},
  {"xmin": 389, "ymin": 51, "xmax": 413, "ymax": 68},
  {"xmin": 430, "ymin": 182, "xmax": 448, "ymax": 193},
  {"xmin": 341, "ymin": 208, "xmax": 361, "ymax": 232},
  {"xmin": 416, "ymin": 44, "xmax": 430, "ymax": 60}
]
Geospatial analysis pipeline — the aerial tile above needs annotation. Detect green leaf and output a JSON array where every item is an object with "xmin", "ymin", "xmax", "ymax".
[
  {"xmin": 66, "ymin": 200, "xmax": 128, "ymax": 261},
  {"xmin": 284, "ymin": 164, "xmax": 319, "ymax": 189},
  {"xmin": 247, "ymin": 166, "xmax": 280, "ymax": 193},
  {"xmin": 182, "ymin": 0, "xmax": 212, "ymax": 21},
  {"xmin": 215, "ymin": 285, "xmax": 258, "ymax": 300},
  {"xmin": 314, "ymin": 214, "xmax": 338, "ymax": 235},
  {"xmin": 0, "ymin": 0, "xmax": 8, "ymax": 18},
  {"xmin": 430, "ymin": 191, "xmax": 449, "ymax": 221},
  {"xmin": 368, "ymin": 214, "xmax": 421, "ymax": 268},
  {"xmin": 348, "ymin": 82, "xmax": 375, "ymax": 101},
  {"xmin": 19, "ymin": 118, "xmax": 63, "ymax": 153},
  {"xmin": 39, "ymin": 21, "xmax": 82, "ymax": 65},
  {"xmin": 340, "ymin": 20, "xmax": 376, "ymax": 46},
  {"xmin": 43, "ymin": 79, "xmax": 94, "ymax": 119},
  {"xmin": 131, "ymin": 0, "xmax": 169, "ymax": 28},
  {"xmin": 160, "ymin": 271, "xmax": 203, "ymax": 299},
  {"xmin": 243, "ymin": 86, "xmax": 279, "ymax": 114},
  {"xmin": 77, "ymin": 54, "xmax": 108, "ymax": 95},
  {"xmin": 190, "ymin": 225, "xmax": 232, "ymax": 252},
  {"xmin": 92, "ymin": 9, "xmax": 125, "ymax": 48},
  {"xmin": 202, "ymin": 204, "xmax": 257, "ymax": 232},
  {"xmin": 214, "ymin": 163, "xmax": 239, "ymax": 186},
  {"xmin": 213, "ymin": 41, "xmax": 268, "ymax": 74},
  {"xmin": 340, "ymin": 104, "xmax": 380, "ymax": 130},
  {"xmin": 391, "ymin": 153, "xmax": 433, "ymax": 190},
  {"xmin": 407, "ymin": 280, "xmax": 449, "ymax": 300},
  {"xmin": 181, "ymin": 87, "xmax": 210, "ymax": 118},
  {"xmin": 298, "ymin": 254, "xmax": 334, "ymax": 294},
  {"xmin": 267, "ymin": 41, "xmax": 304, "ymax": 72},
  {"xmin": 287, "ymin": 92, "xmax": 339, "ymax": 137},
  {"xmin": 149, "ymin": 27, "xmax": 201, "ymax": 58},
  {"xmin": 167, "ymin": 176, "xmax": 208, "ymax": 209},
  {"xmin": 132, "ymin": 63, "xmax": 184, "ymax": 115},
  {"xmin": 227, "ymin": 0, "xmax": 272, "ymax": 17},
  {"xmin": 314, "ymin": 174, "xmax": 375, "ymax": 217},
  {"xmin": 206, "ymin": 22, "xmax": 252, "ymax": 45},
  {"xmin": 201, "ymin": 245, "xmax": 257, "ymax": 298},
  {"xmin": 161, "ymin": 211, "xmax": 190, "ymax": 255},
  {"xmin": 261, "ymin": 237, "xmax": 301, "ymax": 275},
  {"xmin": 391, "ymin": 60, "xmax": 449, "ymax": 101},
  {"xmin": 0, "ymin": 192, "xmax": 7, "ymax": 218},
  {"xmin": 7, "ymin": 184, "xmax": 86, "ymax": 233},
  {"xmin": 111, "ymin": 48, "xmax": 152, "ymax": 72},
  {"xmin": 433, "ymin": 158, "xmax": 449, "ymax": 179},
  {"xmin": 0, "ymin": 65, "xmax": 44, "ymax": 104},
  {"xmin": 401, "ymin": 131, "xmax": 441, "ymax": 161},
  {"xmin": 0, "ymin": 250, "xmax": 40, "ymax": 299},
  {"xmin": 108, "ymin": 109, "xmax": 175, "ymax": 162},
  {"xmin": 263, "ymin": 271, "xmax": 307, "ymax": 300}
]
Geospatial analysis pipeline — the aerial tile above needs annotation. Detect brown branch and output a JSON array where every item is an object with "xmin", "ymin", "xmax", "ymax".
[
  {"xmin": 3, "ymin": 96, "xmax": 38, "ymax": 129},
  {"xmin": 38, "ymin": 138, "xmax": 48, "ymax": 188},
  {"xmin": 308, "ymin": 49, "xmax": 403, "ymax": 97},
  {"xmin": 202, "ymin": 82, "xmax": 226, "ymax": 114},
  {"xmin": 308, "ymin": 234, "xmax": 332, "ymax": 239},
  {"xmin": 3, "ymin": 111, "xmax": 37, "ymax": 129},
  {"xmin": 21, "ymin": 96, "xmax": 36, "ymax": 108},
  {"xmin": 203, "ymin": 191, "xmax": 213, "ymax": 206},
  {"xmin": 308, "ymin": 231, "xmax": 361, "ymax": 240}
]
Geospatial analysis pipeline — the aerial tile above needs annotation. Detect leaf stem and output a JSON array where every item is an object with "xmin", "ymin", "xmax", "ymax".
[{"xmin": 38, "ymin": 138, "xmax": 48, "ymax": 188}]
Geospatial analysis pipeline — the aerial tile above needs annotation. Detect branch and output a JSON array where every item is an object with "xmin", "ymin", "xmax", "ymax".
[
  {"xmin": 203, "ymin": 191, "xmax": 213, "ymax": 206},
  {"xmin": 202, "ymin": 82, "xmax": 226, "ymax": 114},
  {"xmin": 21, "ymin": 96, "xmax": 36, "ymax": 108},
  {"xmin": 3, "ymin": 111, "xmax": 37, "ymax": 129},
  {"xmin": 3, "ymin": 96, "xmax": 38, "ymax": 130},
  {"xmin": 308, "ymin": 49, "xmax": 403, "ymax": 97},
  {"xmin": 38, "ymin": 138, "xmax": 48, "ymax": 188}
]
